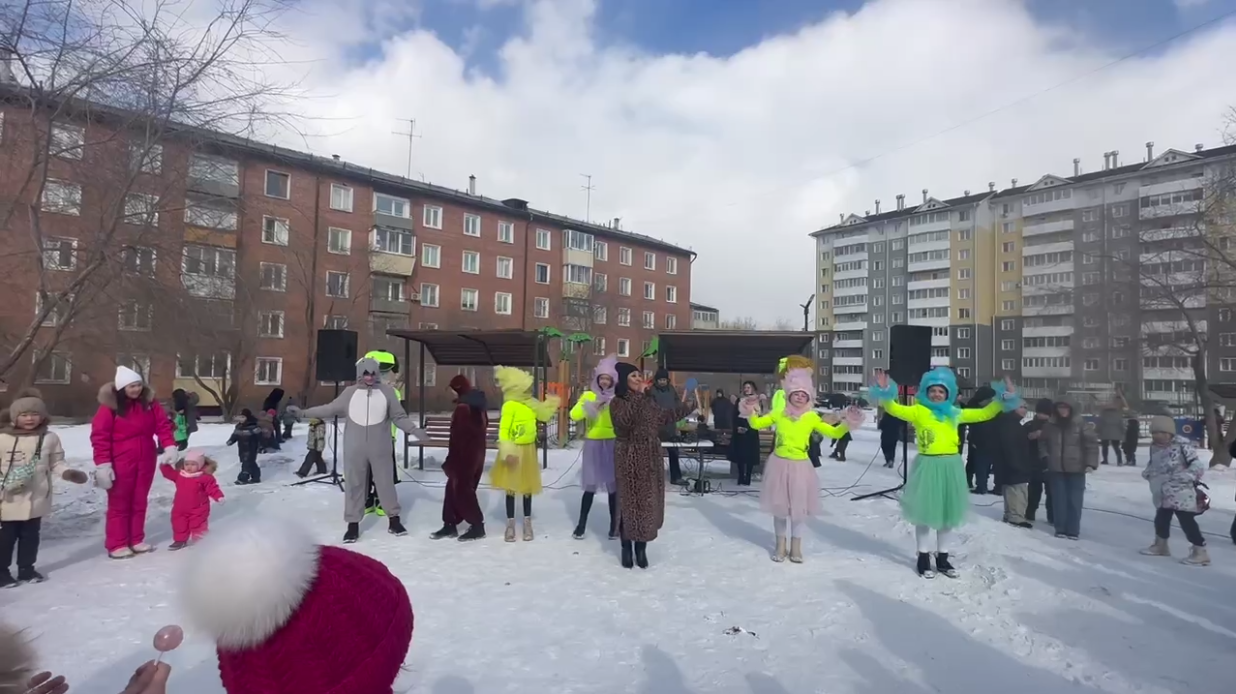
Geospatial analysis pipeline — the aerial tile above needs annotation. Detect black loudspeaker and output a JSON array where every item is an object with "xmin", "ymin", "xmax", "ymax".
[
  {"xmin": 888, "ymin": 324, "xmax": 932, "ymax": 386},
  {"xmin": 315, "ymin": 329, "xmax": 359, "ymax": 382}
]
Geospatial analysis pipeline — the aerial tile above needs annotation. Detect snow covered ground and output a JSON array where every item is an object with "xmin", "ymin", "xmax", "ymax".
[{"xmin": 4, "ymin": 420, "xmax": 1234, "ymax": 694}]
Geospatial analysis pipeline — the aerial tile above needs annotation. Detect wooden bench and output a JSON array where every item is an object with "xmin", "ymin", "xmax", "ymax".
[{"xmin": 404, "ymin": 414, "xmax": 500, "ymax": 450}]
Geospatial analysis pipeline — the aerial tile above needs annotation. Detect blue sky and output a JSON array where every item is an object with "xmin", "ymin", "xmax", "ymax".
[{"xmin": 372, "ymin": 0, "xmax": 1236, "ymax": 73}]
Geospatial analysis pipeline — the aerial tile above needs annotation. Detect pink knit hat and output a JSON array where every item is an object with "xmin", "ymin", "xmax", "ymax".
[
  {"xmin": 180, "ymin": 517, "xmax": 413, "ymax": 693},
  {"xmin": 781, "ymin": 367, "xmax": 814, "ymax": 399}
]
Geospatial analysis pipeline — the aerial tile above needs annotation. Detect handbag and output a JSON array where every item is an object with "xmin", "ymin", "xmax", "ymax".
[
  {"xmin": 1194, "ymin": 482, "xmax": 1211, "ymax": 515},
  {"xmin": 0, "ymin": 434, "xmax": 45, "ymax": 494}
]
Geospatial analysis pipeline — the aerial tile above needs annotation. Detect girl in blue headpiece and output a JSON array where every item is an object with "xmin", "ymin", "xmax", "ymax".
[{"xmin": 868, "ymin": 367, "xmax": 1021, "ymax": 578}]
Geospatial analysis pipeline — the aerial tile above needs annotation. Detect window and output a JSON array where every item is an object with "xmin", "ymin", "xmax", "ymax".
[
  {"xmin": 1002, "ymin": 261, "xmax": 1016, "ymax": 272},
  {"xmin": 419, "ymin": 283, "xmax": 439, "ymax": 307},
  {"xmin": 535, "ymin": 229, "xmax": 552, "ymax": 250},
  {"xmin": 129, "ymin": 143, "xmax": 162, "ymax": 174},
  {"xmin": 326, "ymin": 271, "xmax": 350, "ymax": 298},
  {"xmin": 184, "ymin": 194, "xmax": 237, "ymax": 230},
  {"xmin": 182, "ymin": 245, "xmax": 235, "ymax": 279},
  {"xmin": 118, "ymin": 301, "xmax": 153, "ymax": 331},
  {"xmin": 462, "ymin": 251, "xmax": 480, "ymax": 274},
  {"xmin": 330, "ymin": 184, "xmax": 353, "ymax": 212},
  {"xmin": 324, "ymin": 315, "xmax": 348, "ymax": 329},
  {"xmin": 50, "ymin": 123, "xmax": 83, "ymax": 159},
  {"xmin": 373, "ymin": 192, "xmax": 412, "ymax": 217},
  {"xmin": 496, "ymin": 256, "xmax": 514, "ymax": 279},
  {"xmin": 498, "ymin": 221, "xmax": 514, "ymax": 244},
  {"xmin": 594, "ymin": 306, "xmax": 607, "ymax": 325},
  {"xmin": 958, "ymin": 249, "xmax": 970, "ymax": 260},
  {"xmin": 957, "ymin": 268, "xmax": 971, "ymax": 280},
  {"xmin": 957, "ymin": 288, "xmax": 971, "ymax": 299},
  {"xmin": 1114, "ymin": 358, "xmax": 1129, "ymax": 371},
  {"xmin": 1112, "ymin": 205, "xmax": 1127, "ymax": 218},
  {"xmin": 617, "ymin": 339, "xmax": 630, "ymax": 357},
  {"xmin": 463, "ymin": 214, "xmax": 481, "ymax": 237},
  {"xmin": 116, "ymin": 354, "xmax": 151, "ymax": 382},
  {"xmin": 957, "ymin": 229, "xmax": 972, "ymax": 241},
  {"xmin": 642, "ymin": 311, "xmax": 655, "ymax": 329},
  {"xmin": 259, "ymin": 262, "xmax": 287, "ymax": 291},
  {"xmin": 42, "ymin": 180, "xmax": 82, "ymax": 215},
  {"xmin": 666, "ymin": 257, "xmax": 678, "ymax": 275},
  {"xmin": 594, "ymin": 241, "xmax": 608, "ymax": 261},
  {"xmin": 957, "ymin": 367, "xmax": 971, "ymax": 379},
  {"xmin": 264, "ymin": 170, "xmax": 290, "ymax": 199},
  {"xmin": 421, "ymin": 244, "xmax": 441, "ymax": 268},
  {"xmin": 618, "ymin": 308, "xmax": 631, "ymax": 326},
  {"xmin": 1002, "ymin": 241, "xmax": 1016, "ymax": 253},
  {"xmin": 258, "ymin": 311, "xmax": 284, "ymax": 338},
  {"xmin": 495, "ymin": 292, "xmax": 512, "ymax": 315},
  {"xmin": 1082, "ymin": 252, "xmax": 1096, "ymax": 265},
  {"xmin": 958, "ymin": 328, "xmax": 971, "ymax": 339},
  {"xmin": 177, "ymin": 354, "xmax": 229, "ymax": 380},
  {"xmin": 594, "ymin": 273, "xmax": 607, "ymax": 293},
  {"xmin": 958, "ymin": 308, "xmax": 971, "ymax": 319},
  {"xmin": 564, "ymin": 229, "xmax": 594, "ymax": 252},
  {"xmin": 1000, "ymin": 318, "xmax": 1016, "ymax": 331},
  {"xmin": 619, "ymin": 247, "xmax": 632, "ymax": 265},
  {"xmin": 533, "ymin": 297, "xmax": 549, "ymax": 318},
  {"xmin": 644, "ymin": 252, "xmax": 656, "ymax": 270},
  {"xmin": 43, "ymin": 237, "xmax": 76, "ymax": 271},
  {"xmin": 1002, "ymin": 339, "xmax": 1015, "ymax": 351},
  {"xmin": 122, "ymin": 247, "xmax": 156, "ymax": 275},
  {"xmin": 619, "ymin": 278, "xmax": 632, "ymax": 296},
  {"xmin": 1002, "ymin": 359, "xmax": 1016, "ymax": 370},
  {"xmin": 1084, "ymin": 359, "xmax": 1100, "ymax": 371},
  {"xmin": 666, "ymin": 286, "xmax": 678, "ymax": 303},
  {"xmin": 1003, "ymin": 300, "xmax": 1017, "ymax": 311},
  {"xmin": 957, "ymin": 348, "xmax": 971, "ymax": 359},
  {"xmin": 373, "ymin": 227, "xmax": 414, "ymax": 255},
  {"xmin": 254, "ymin": 358, "xmax": 283, "ymax": 386},
  {"xmin": 34, "ymin": 352, "xmax": 71, "ymax": 384},
  {"xmin": 1002, "ymin": 222, "xmax": 1015, "ymax": 234},
  {"xmin": 564, "ymin": 264, "xmax": 592, "ymax": 285},
  {"xmin": 594, "ymin": 337, "xmax": 607, "ymax": 355},
  {"xmin": 262, "ymin": 216, "xmax": 290, "ymax": 246},
  {"xmin": 643, "ymin": 282, "xmax": 656, "ymax": 300},
  {"xmin": 535, "ymin": 263, "xmax": 550, "ymax": 284},
  {"xmin": 328, "ymin": 227, "xmax": 352, "ymax": 255},
  {"xmin": 872, "ymin": 349, "xmax": 884, "ymax": 360},
  {"xmin": 1222, "ymin": 359, "xmax": 1236, "ymax": 372},
  {"xmin": 188, "ymin": 154, "xmax": 239, "ymax": 186},
  {"xmin": 372, "ymin": 276, "xmax": 404, "ymax": 302}
]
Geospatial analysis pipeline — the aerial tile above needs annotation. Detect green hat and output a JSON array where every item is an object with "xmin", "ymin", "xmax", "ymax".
[{"xmin": 364, "ymin": 350, "xmax": 398, "ymax": 373}]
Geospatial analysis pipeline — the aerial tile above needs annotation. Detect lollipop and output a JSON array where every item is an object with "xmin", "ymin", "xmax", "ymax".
[{"xmin": 153, "ymin": 625, "xmax": 184, "ymax": 663}]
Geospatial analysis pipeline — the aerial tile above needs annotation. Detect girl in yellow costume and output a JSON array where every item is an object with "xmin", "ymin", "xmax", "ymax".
[
  {"xmin": 491, "ymin": 366, "xmax": 560, "ymax": 542},
  {"xmin": 868, "ymin": 368, "xmax": 1020, "ymax": 579},
  {"xmin": 747, "ymin": 362, "xmax": 864, "ymax": 563}
]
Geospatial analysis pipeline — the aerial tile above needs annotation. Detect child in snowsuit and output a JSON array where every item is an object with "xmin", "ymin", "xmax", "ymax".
[
  {"xmin": 0, "ymin": 390, "xmax": 89, "ymax": 587},
  {"xmin": 747, "ymin": 364, "xmax": 863, "ymax": 563},
  {"xmin": 869, "ymin": 368, "xmax": 1020, "ymax": 579},
  {"xmin": 295, "ymin": 418, "xmax": 327, "ymax": 478},
  {"xmin": 258, "ymin": 410, "xmax": 280, "ymax": 453},
  {"xmin": 1139, "ymin": 416, "xmax": 1209, "ymax": 565},
  {"xmin": 160, "ymin": 449, "xmax": 224, "ymax": 550},
  {"xmin": 172, "ymin": 410, "xmax": 189, "ymax": 452},
  {"xmin": 492, "ymin": 366, "xmax": 560, "ymax": 542},
  {"xmin": 227, "ymin": 410, "xmax": 263, "ymax": 485},
  {"xmin": 1122, "ymin": 416, "xmax": 1140, "ymax": 466}
]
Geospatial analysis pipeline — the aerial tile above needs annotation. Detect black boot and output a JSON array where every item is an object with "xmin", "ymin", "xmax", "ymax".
[
  {"xmin": 168, "ymin": 541, "xmax": 189, "ymax": 551},
  {"xmin": 916, "ymin": 552, "xmax": 935, "ymax": 579},
  {"xmin": 607, "ymin": 494, "xmax": 619, "ymax": 540},
  {"xmin": 0, "ymin": 569, "xmax": 16, "ymax": 589},
  {"xmin": 458, "ymin": 523, "xmax": 485, "ymax": 542},
  {"xmin": 935, "ymin": 553, "xmax": 958, "ymax": 579},
  {"xmin": 388, "ymin": 516, "xmax": 408, "ymax": 537},
  {"xmin": 430, "ymin": 523, "xmax": 458, "ymax": 540},
  {"xmin": 343, "ymin": 522, "xmax": 360, "ymax": 544},
  {"xmin": 575, "ymin": 493, "xmax": 594, "ymax": 539},
  {"xmin": 634, "ymin": 541, "xmax": 649, "ymax": 569},
  {"xmin": 621, "ymin": 540, "xmax": 634, "ymax": 569},
  {"xmin": 17, "ymin": 567, "xmax": 45, "ymax": 584}
]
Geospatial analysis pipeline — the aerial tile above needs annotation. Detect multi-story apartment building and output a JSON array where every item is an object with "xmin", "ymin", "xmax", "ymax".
[
  {"xmin": 812, "ymin": 141, "xmax": 1236, "ymax": 407},
  {"xmin": 690, "ymin": 302, "xmax": 721, "ymax": 329},
  {"xmin": 0, "ymin": 93, "xmax": 693, "ymax": 414}
]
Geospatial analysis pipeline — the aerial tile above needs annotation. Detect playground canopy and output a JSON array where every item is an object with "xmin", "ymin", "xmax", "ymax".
[{"xmin": 653, "ymin": 330, "xmax": 816, "ymax": 374}]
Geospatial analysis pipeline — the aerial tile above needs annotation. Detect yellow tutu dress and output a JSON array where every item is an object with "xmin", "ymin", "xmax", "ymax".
[{"xmin": 489, "ymin": 366, "xmax": 559, "ymax": 497}]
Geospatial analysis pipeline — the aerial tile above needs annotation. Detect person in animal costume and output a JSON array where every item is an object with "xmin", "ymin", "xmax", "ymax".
[
  {"xmin": 569, "ymin": 355, "xmax": 620, "ymax": 540},
  {"xmin": 868, "ymin": 368, "xmax": 1020, "ymax": 579},
  {"xmin": 361, "ymin": 350, "xmax": 403, "ymax": 517},
  {"xmin": 746, "ymin": 361, "xmax": 863, "ymax": 563},
  {"xmin": 289, "ymin": 357, "xmax": 425, "ymax": 544},
  {"xmin": 491, "ymin": 366, "xmax": 560, "ymax": 542}
]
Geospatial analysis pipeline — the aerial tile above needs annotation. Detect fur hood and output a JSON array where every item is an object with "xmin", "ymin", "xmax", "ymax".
[
  {"xmin": 176, "ymin": 455, "xmax": 219, "ymax": 475},
  {"xmin": 0, "ymin": 621, "xmax": 35, "ymax": 693},
  {"xmin": 97, "ymin": 382, "xmax": 156, "ymax": 411}
]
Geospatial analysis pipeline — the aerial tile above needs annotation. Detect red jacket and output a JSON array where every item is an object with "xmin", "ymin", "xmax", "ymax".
[
  {"xmin": 160, "ymin": 463, "xmax": 223, "ymax": 515},
  {"xmin": 90, "ymin": 385, "xmax": 175, "ymax": 470},
  {"xmin": 444, "ymin": 387, "xmax": 488, "ymax": 476}
]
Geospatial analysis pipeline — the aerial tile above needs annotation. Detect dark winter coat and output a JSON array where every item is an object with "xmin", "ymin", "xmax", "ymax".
[
  {"xmin": 1123, "ymin": 418, "xmax": 1140, "ymax": 456},
  {"xmin": 878, "ymin": 411, "xmax": 905, "ymax": 444},
  {"xmin": 171, "ymin": 389, "xmax": 200, "ymax": 434},
  {"xmin": 993, "ymin": 411, "xmax": 1035, "ymax": 485},
  {"xmin": 1023, "ymin": 418, "xmax": 1049, "ymax": 475},
  {"xmin": 1040, "ymin": 405, "xmax": 1099, "ymax": 474},
  {"xmin": 611, "ymin": 390, "xmax": 692, "ymax": 542},
  {"xmin": 650, "ymin": 378, "xmax": 680, "ymax": 441},
  {"xmin": 445, "ymin": 387, "xmax": 489, "ymax": 478},
  {"xmin": 261, "ymin": 388, "xmax": 285, "ymax": 415},
  {"xmin": 1097, "ymin": 407, "xmax": 1125, "ymax": 441},
  {"xmin": 711, "ymin": 394, "xmax": 735, "ymax": 431},
  {"xmin": 961, "ymin": 386, "xmax": 997, "ymax": 460},
  {"xmin": 227, "ymin": 420, "xmax": 263, "ymax": 463}
]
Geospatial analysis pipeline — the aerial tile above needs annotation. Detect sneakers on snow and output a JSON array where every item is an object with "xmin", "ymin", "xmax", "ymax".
[
  {"xmin": 916, "ymin": 552, "xmax": 935, "ymax": 579},
  {"xmin": 935, "ymin": 553, "xmax": 959, "ymax": 579},
  {"xmin": 429, "ymin": 524, "xmax": 458, "ymax": 540},
  {"xmin": 458, "ymin": 524, "xmax": 485, "ymax": 542},
  {"xmin": 343, "ymin": 522, "xmax": 360, "ymax": 544},
  {"xmin": 168, "ymin": 541, "xmax": 189, "ymax": 552},
  {"xmin": 1181, "ymin": 546, "xmax": 1211, "ymax": 566},
  {"xmin": 1140, "ymin": 537, "xmax": 1171, "ymax": 557},
  {"xmin": 388, "ymin": 517, "xmax": 408, "ymax": 537}
]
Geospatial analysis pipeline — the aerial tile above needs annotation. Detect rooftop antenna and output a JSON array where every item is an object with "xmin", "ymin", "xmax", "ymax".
[
  {"xmin": 392, "ymin": 118, "xmax": 422, "ymax": 178},
  {"xmin": 580, "ymin": 174, "xmax": 596, "ymax": 222}
]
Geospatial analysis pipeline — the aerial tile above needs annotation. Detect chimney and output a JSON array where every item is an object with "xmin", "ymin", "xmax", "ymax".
[
  {"xmin": 988, "ymin": 181, "xmax": 995, "ymax": 192},
  {"xmin": 839, "ymin": 213, "xmax": 844, "ymax": 224},
  {"xmin": 875, "ymin": 199, "xmax": 881, "ymax": 214},
  {"xmin": 1012, "ymin": 178, "xmax": 1018, "ymax": 188},
  {"xmin": 1145, "ymin": 141, "xmax": 1155, "ymax": 161},
  {"xmin": 896, "ymin": 194, "xmax": 905, "ymax": 211},
  {"xmin": 1111, "ymin": 150, "xmax": 1119, "ymax": 168},
  {"xmin": 1073, "ymin": 158, "xmax": 1081, "ymax": 176},
  {"xmin": 964, "ymin": 189, "xmax": 970, "ymax": 196},
  {"xmin": 922, "ymin": 189, "xmax": 928, "ymax": 203},
  {"xmin": 1196, "ymin": 143, "xmax": 1204, "ymax": 152},
  {"xmin": 613, "ymin": 217, "xmax": 621, "ymax": 230},
  {"xmin": 467, "ymin": 175, "xmax": 476, "ymax": 196},
  {"xmin": 865, "ymin": 210, "xmax": 871, "ymax": 217},
  {"xmin": 1102, "ymin": 152, "xmax": 1110, "ymax": 170},
  {"xmin": 331, "ymin": 154, "xmax": 340, "ymax": 162}
]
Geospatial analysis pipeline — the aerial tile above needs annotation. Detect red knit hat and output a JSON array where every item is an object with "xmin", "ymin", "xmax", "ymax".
[
  {"xmin": 448, "ymin": 374, "xmax": 471, "ymax": 395},
  {"xmin": 180, "ymin": 518, "xmax": 413, "ymax": 694}
]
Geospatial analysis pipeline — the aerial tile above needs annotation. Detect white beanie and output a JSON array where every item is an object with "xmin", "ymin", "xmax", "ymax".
[{"xmin": 115, "ymin": 366, "xmax": 143, "ymax": 390}]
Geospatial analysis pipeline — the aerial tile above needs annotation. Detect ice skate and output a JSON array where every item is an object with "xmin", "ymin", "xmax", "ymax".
[
  {"xmin": 572, "ymin": 522, "xmax": 586, "ymax": 540},
  {"xmin": 504, "ymin": 519, "xmax": 516, "ymax": 543},
  {"xmin": 1181, "ymin": 546, "xmax": 1210, "ymax": 566},
  {"xmin": 523, "ymin": 518, "xmax": 534, "ymax": 541},
  {"xmin": 789, "ymin": 538, "xmax": 804, "ymax": 564},
  {"xmin": 1140, "ymin": 537, "xmax": 1170, "ymax": 556},
  {"xmin": 343, "ymin": 522, "xmax": 360, "ymax": 544},
  {"xmin": 771, "ymin": 536, "xmax": 787, "ymax": 563},
  {"xmin": 429, "ymin": 524, "xmax": 458, "ymax": 540}
]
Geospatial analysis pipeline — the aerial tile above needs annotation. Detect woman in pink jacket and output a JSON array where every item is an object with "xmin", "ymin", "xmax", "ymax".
[{"xmin": 90, "ymin": 366, "xmax": 177, "ymax": 559}]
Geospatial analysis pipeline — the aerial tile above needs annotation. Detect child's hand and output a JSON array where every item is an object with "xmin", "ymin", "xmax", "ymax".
[
  {"xmin": 61, "ymin": 469, "xmax": 89, "ymax": 485},
  {"xmin": 215, "ymin": 497, "xmax": 226, "ymax": 504},
  {"xmin": 25, "ymin": 671, "xmax": 69, "ymax": 694}
]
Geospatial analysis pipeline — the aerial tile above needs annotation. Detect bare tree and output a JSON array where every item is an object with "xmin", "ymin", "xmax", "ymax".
[
  {"xmin": 0, "ymin": 0, "xmax": 296, "ymax": 383},
  {"xmin": 720, "ymin": 316, "xmax": 759, "ymax": 331}
]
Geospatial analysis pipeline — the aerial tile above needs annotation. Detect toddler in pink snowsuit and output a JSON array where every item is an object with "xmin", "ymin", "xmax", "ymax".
[{"xmin": 160, "ymin": 449, "xmax": 224, "ymax": 550}]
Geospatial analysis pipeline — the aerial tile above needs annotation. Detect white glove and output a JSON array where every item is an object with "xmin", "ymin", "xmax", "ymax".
[
  {"xmin": 215, "ymin": 497, "xmax": 226, "ymax": 505},
  {"xmin": 95, "ymin": 463, "xmax": 115, "ymax": 490},
  {"xmin": 160, "ymin": 447, "xmax": 180, "ymax": 465},
  {"xmin": 286, "ymin": 405, "xmax": 303, "ymax": 420}
]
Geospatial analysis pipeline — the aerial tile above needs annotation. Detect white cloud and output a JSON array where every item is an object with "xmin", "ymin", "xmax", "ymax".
[{"xmin": 269, "ymin": 0, "xmax": 1236, "ymax": 324}]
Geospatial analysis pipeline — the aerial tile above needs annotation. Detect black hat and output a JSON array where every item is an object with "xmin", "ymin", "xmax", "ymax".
[
  {"xmin": 1035, "ymin": 398, "xmax": 1054, "ymax": 415},
  {"xmin": 614, "ymin": 362, "xmax": 640, "ymax": 397}
]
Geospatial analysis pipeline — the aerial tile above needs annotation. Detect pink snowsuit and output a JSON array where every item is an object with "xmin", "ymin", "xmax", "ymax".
[
  {"xmin": 90, "ymin": 385, "xmax": 175, "ymax": 552},
  {"xmin": 160, "ymin": 463, "xmax": 223, "ymax": 542}
]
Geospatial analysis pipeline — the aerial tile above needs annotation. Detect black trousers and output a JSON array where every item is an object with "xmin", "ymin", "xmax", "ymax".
[
  {"xmin": 666, "ymin": 447, "xmax": 682, "ymax": 482},
  {"xmin": 971, "ymin": 451, "xmax": 992, "ymax": 492},
  {"xmin": 0, "ymin": 517, "xmax": 42, "ymax": 571},
  {"xmin": 297, "ymin": 450, "xmax": 326, "ymax": 477},
  {"xmin": 1155, "ymin": 508, "xmax": 1205, "ymax": 546},
  {"xmin": 1026, "ymin": 472, "xmax": 1053, "ymax": 522},
  {"xmin": 1101, "ymin": 440, "xmax": 1123, "ymax": 465},
  {"xmin": 880, "ymin": 436, "xmax": 898, "ymax": 465},
  {"xmin": 808, "ymin": 436, "xmax": 821, "ymax": 468},
  {"xmin": 282, "ymin": 422, "xmax": 293, "ymax": 441}
]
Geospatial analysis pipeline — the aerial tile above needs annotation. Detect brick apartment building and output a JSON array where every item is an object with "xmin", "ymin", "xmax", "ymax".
[{"xmin": 0, "ymin": 91, "xmax": 694, "ymax": 415}]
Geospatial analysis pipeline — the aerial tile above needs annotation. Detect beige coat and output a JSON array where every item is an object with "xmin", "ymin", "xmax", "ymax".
[{"xmin": 0, "ymin": 426, "xmax": 68, "ymax": 522}]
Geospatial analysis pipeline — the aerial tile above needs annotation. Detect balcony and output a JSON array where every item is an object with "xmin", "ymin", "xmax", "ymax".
[
  {"xmin": 1023, "ymin": 219, "xmax": 1075, "ymax": 237},
  {"xmin": 833, "ymin": 266, "xmax": 868, "ymax": 281},
  {"xmin": 930, "ymin": 355, "xmax": 951, "ymax": 367},
  {"xmin": 832, "ymin": 357, "xmax": 864, "ymax": 367},
  {"xmin": 369, "ymin": 252, "xmax": 415, "ymax": 276},
  {"xmin": 1143, "ymin": 367, "xmax": 1194, "ymax": 380},
  {"xmin": 907, "ymin": 257, "xmax": 950, "ymax": 274},
  {"xmin": 832, "ymin": 372, "xmax": 865, "ymax": 383},
  {"xmin": 1022, "ymin": 240, "xmax": 1073, "ymax": 257},
  {"xmin": 833, "ymin": 339, "xmax": 863, "ymax": 349},
  {"xmin": 1141, "ymin": 226, "xmax": 1202, "ymax": 243},
  {"xmin": 1023, "ymin": 346, "xmax": 1070, "ymax": 358},
  {"xmin": 370, "ymin": 296, "xmax": 408, "ymax": 314},
  {"xmin": 1023, "ymin": 303, "xmax": 1074, "ymax": 317},
  {"xmin": 1023, "ymin": 192, "xmax": 1078, "ymax": 215},
  {"xmin": 1023, "ymin": 365, "xmax": 1072, "ymax": 378},
  {"xmin": 834, "ymin": 303, "xmax": 868, "ymax": 315},
  {"xmin": 181, "ymin": 274, "xmax": 235, "ymax": 300},
  {"xmin": 1023, "ymin": 324, "xmax": 1074, "ymax": 338},
  {"xmin": 834, "ymin": 318, "xmax": 868, "ymax": 332},
  {"xmin": 907, "ymin": 278, "xmax": 949, "ymax": 292},
  {"xmin": 932, "ymin": 334, "xmax": 950, "ymax": 347},
  {"xmin": 907, "ymin": 296, "xmax": 950, "ymax": 310},
  {"xmin": 833, "ymin": 284, "xmax": 868, "ymax": 297}
]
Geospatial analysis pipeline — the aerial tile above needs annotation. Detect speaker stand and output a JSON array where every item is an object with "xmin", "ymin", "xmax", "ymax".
[
  {"xmin": 292, "ymin": 382, "xmax": 345, "ymax": 491},
  {"xmin": 853, "ymin": 389, "xmax": 909, "ymax": 502}
]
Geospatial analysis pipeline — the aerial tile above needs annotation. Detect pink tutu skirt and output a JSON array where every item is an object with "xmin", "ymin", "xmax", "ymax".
[{"xmin": 758, "ymin": 454, "xmax": 821, "ymax": 520}]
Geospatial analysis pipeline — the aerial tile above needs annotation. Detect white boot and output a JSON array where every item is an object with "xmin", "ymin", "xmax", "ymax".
[
  {"xmin": 1140, "ymin": 537, "xmax": 1170, "ymax": 557},
  {"xmin": 771, "ymin": 536, "xmax": 787, "ymax": 563},
  {"xmin": 1181, "ymin": 545, "xmax": 1210, "ymax": 566},
  {"xmin": 523, "ymin": 517, "xmax": 534, "ymax": 542},
  {"xmin": 789, "ymin": 538, "xmax": 804, "ymax": 564},
  {"xmin": 504, "ymin": 520, "xmax": 516, "ymax": 543}
]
